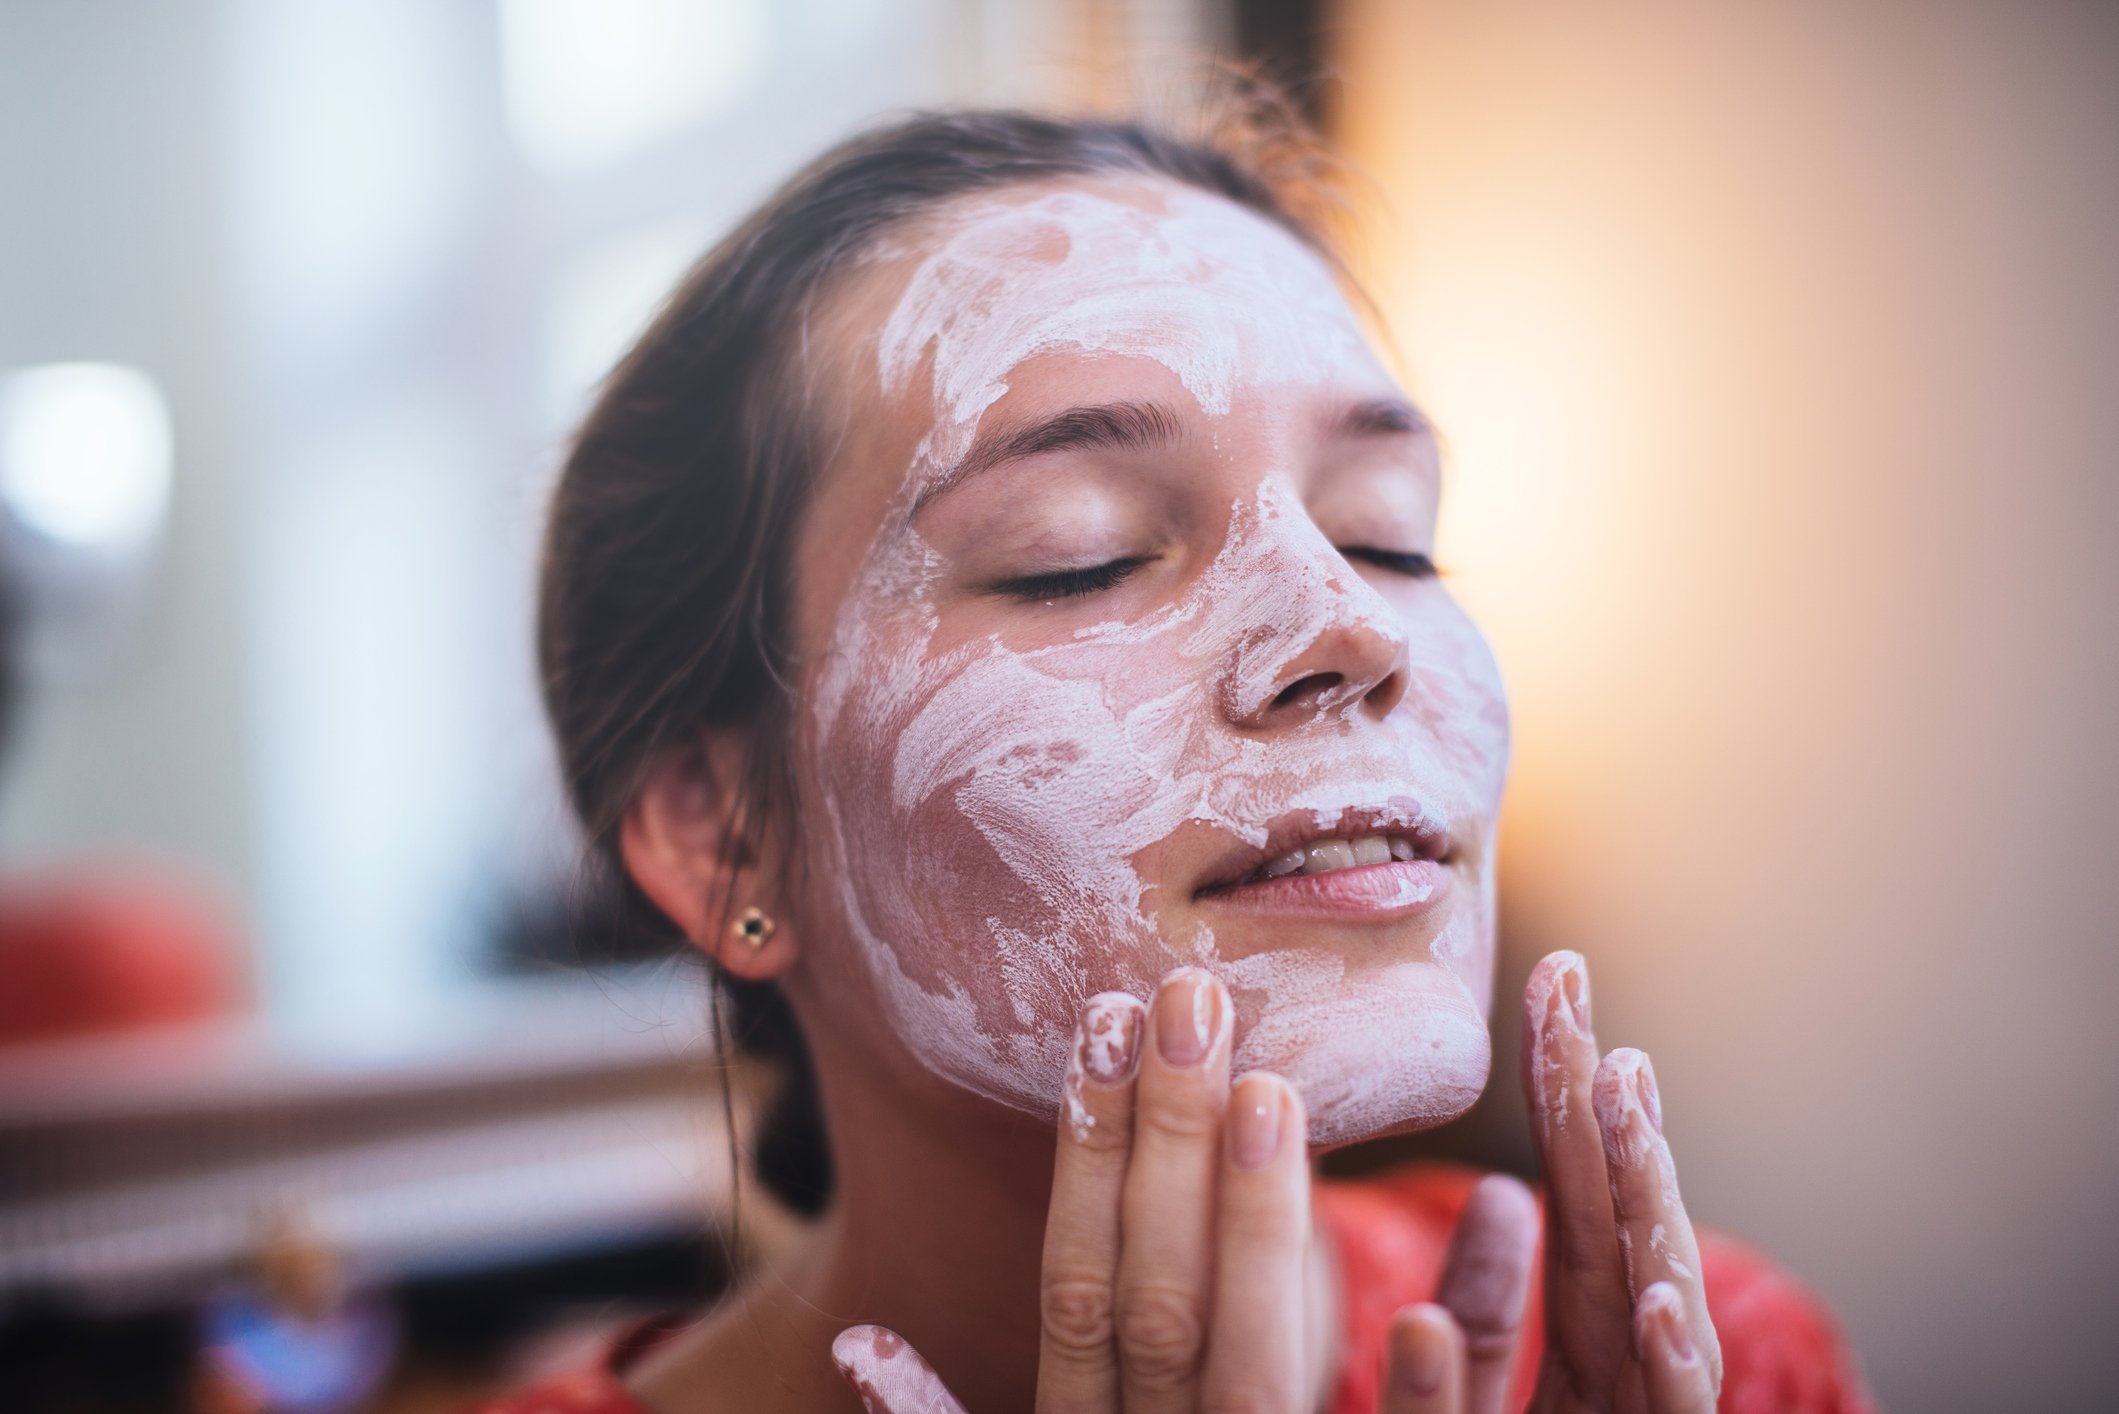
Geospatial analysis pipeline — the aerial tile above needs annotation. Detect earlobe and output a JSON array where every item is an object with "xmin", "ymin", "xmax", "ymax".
[{"xmin": 617, "ymin": 736, "xmax": 796, "ymax": 981}]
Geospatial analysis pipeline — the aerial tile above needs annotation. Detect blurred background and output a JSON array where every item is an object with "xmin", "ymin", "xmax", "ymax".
[{"xmin": 2, "ymin": 0, "xmax": 2114, "ymax": 1409}]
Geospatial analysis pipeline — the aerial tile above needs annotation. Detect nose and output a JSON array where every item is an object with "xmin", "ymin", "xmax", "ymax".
[
  {"xmin": 1236, "ymin": 616, "xmax": 1409, "ymax": 728},
  {"xmin": 1225, "ymin": 561, "xmax": 1411, "ymax": 729}
]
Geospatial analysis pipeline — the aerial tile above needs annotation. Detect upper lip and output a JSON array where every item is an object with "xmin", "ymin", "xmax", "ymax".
[{"xmin": 1193, "ymin": 799, "xmax": 1453, "ymax": 897}]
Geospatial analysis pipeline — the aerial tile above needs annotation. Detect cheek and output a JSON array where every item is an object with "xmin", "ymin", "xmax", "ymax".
[
  {"xmin": 1403, "ymin": 600, "xmax": 1513, "ymax": 811},
  {"xmin": 805, "ymin": 600, "xmax": 1177, "ymax": 1114}
]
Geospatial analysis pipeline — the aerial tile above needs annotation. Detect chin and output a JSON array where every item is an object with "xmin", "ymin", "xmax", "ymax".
[{"xmin": 1221, "ymin": 954, "xmax": 1493, "ymax": 1149}]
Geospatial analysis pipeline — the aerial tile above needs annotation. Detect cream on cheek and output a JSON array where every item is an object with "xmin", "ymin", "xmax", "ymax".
[{"xmin": 805, "ymin": 185, "xmax": 1511, "ymax": 1140}]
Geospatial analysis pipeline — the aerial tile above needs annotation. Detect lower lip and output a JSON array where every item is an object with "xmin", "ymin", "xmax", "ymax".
[{"xmin": 1198, "ymin": 858, "xmax": 1453, "ymax": 920}]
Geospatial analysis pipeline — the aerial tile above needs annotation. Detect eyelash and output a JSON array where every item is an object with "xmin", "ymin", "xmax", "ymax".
[
  {"xmin": 994, "ymin": 556, "xmax": 1155, "ymax": 601},
  {"xmin": 993, "ymin": 546, "xmax": 1439, "ymax": 602},
  {"xmin": 1341, "ymin": 545, "xmax": 1440, "ymax": 579}
]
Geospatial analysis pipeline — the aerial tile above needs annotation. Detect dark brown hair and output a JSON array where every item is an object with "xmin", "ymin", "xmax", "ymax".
[{"xmin": 537, "ymin": 92, "xmax": 1345, "ymax": 1213}]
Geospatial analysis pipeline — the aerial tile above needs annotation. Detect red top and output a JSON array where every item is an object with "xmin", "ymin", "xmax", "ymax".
[{"xmin": 473, "ymin": 1164, "xmax": 1874, "ymax": 1414}]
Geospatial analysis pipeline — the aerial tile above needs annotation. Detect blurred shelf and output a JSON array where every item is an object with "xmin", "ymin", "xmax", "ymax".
[{"xmin": 0, "ymin": 965, "xmax": 748, "ymax": 1314}]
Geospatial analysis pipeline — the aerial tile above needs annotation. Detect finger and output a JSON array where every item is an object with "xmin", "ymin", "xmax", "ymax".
[
  {"xmin": 1113, "ymin": 966, "xmax": 1232, "ymax": 1412},
  {"xmin": 1633, "ymin": 1282, "xmax": 1717, "ymax": 1413},
  {"xmin": 1036, "ymin": 992, "xmax": 1145, "ymax": 1413},
  {"xmin": 1435, "ymin": 1174, "xmax": 1537, "ymax": 1414},
  {"xmin": 1519, "ymin": 952, "xmax": 1630, "ymax": 1390},
  {"xmin": 1591, "ymin": 1049, "xmax": 1722, "ymax": 1385},
  {"xmin": 831, "ymin": 1325, "xmax": 969, "ymax": 1414},
  {"xmin": 1382, "ymin": 1303, "xmax": 1467, "ymax": 1414},
  {"xmin": 1199, "ymin": 1072, "xmax": 1309, "ymax": 1413}
]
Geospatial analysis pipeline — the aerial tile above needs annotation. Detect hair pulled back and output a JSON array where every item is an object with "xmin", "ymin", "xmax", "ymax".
[{"xmin": 537, "ymin": 90, "xmax": 1345, "ymax": 1213}]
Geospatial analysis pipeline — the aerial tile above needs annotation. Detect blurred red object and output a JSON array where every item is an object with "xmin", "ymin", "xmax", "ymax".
[{"xmin": 0, "ymin": 867, "xmax": 242, "ymax": 1045}]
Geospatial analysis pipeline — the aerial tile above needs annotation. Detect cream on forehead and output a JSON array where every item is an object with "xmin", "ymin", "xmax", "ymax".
[{"xmin": 873, "ymin": 184, "xmax": 1369, "ymax": 476}]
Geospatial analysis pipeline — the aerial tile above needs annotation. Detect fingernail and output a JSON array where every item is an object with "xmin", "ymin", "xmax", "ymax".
[
  {"xmin": 1558, "ymin": 953, "xmax": 1591, "ymax": 1032},
  {"xmin": 1078, "ymin": 993, "xmax": 1144, "ymax": 1085},
  {"xmin": 1155, "ymin": 968, "xmax": 1220, "ymax": 1067},
  {"xmin": 1641, "ymin": 1283, "xmax": 1696, "ymax": 1363},
  {"xmin": 1229, "ymin": 1076, "xmax": 1283, "ymax": 1169},
  {"xmin": 1634, "ymin": 1051, "xmax": 1663, "ymax": 1134}
]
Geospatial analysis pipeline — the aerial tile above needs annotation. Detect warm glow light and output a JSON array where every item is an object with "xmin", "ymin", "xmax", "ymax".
[
  {"xmin": 497, "ymin": 0, "xmax": 768, "ymax": 176},
  {"xmin": 0, "ymin": 363, "xmax": 174, "ymax": 554}
]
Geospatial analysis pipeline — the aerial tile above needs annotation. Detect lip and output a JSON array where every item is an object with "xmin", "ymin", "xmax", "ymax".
[
  {"xmin": 1191, "ymin": 799, "xmax": 1455, "ymax": 921},
  {"xmin": 1200, "ymin": 856, "xmax": 1453, "ymax": 921}
]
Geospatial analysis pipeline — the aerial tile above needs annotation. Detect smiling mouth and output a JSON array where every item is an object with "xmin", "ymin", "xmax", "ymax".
[
  {"xmin": 1192, "ymin": 803, "xmax": 1453, "ymax": 900},
  {"xmin": 1237, "ymin": 832, "xmax": 1426, "ymax": 883}
]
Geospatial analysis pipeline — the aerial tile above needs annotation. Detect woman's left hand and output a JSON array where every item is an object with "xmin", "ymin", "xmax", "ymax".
[{"xmin": 1384, "ymin": 950, "xmax": 1722, "ymax": 1413}]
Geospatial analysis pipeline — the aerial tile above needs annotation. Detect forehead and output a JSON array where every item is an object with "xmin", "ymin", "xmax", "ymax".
[{"xmin": 810, "ymin": 176, "xmax": 1385, "ymax": 485}]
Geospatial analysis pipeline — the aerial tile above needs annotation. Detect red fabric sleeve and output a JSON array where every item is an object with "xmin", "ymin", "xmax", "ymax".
[
  {"xmin": 1314, "ymin": 1162, "xmax": 1876, "ymax": 1414},
  {"xmin": 468, "ymin": 1365, "xmax": 647, "ymax": 1414}
]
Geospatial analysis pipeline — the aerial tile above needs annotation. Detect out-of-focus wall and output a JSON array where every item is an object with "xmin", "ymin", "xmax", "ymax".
[
  {"xmin": 1335, "ymin": 2, "xmax": 2119, "ymax": 1408},
  {"xmin": 0, "ymin": 2, "xmax": 255, "ymax": 910}
]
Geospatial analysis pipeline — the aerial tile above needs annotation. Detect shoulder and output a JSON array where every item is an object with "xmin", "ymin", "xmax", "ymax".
[{"xmin": 1315, "ymin": 1162, "xmax": 1876, "ymax": 1414}]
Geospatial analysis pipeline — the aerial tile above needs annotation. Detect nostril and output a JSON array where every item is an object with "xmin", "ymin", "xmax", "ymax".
[
  {"xmin": 1273, "ymin": 671, "xmax": 1343, "ymax": 711},
  {"xmin": 1365, "ymin": 669, "xmax": 1406, "ymax": 716}
]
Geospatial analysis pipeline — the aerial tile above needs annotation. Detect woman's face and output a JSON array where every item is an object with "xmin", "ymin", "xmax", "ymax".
[{"xmin": 786, "ymin": 177, "xmax": 1510, "ymax": 1146}]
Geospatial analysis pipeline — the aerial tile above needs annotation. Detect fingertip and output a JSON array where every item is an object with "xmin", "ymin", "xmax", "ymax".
[
  {"xmin": 832, "ymin": 1325, "xmax": 965, "ymax": 1414},
  {"xmin": 1075, "ymin": 991, "xmax": 1147, "ymax": 1086},
  {"xmin": 1522, "ymin": 952, "xmax": 1593, "ymax": 1066},
  {"xmin": 1592, "ymin": 1047, "xmax": 1650, "ymax": 1135},
  {"xmin": 1149, "ymin": 965, "xmax": 1230, "ymax": 1070},
  {"xmin": 1467, "ymin": 1171, "xmax": 1538, "ymax": 1226},
  {"xmin": 1387, "ymin": 1303, "xmax": 1464, "ymax": 1398},
  {"xmin": 830, "ymin": 1323, "xmax": 892, "ymax": 1375},
  {"xmin": 1226, "ymin": 1070, "xmax": 1306, "ymax": 1172},
  {"xmin": 1634, "ymin": 1282, "xmax": 1697, "ymax": 1365}
]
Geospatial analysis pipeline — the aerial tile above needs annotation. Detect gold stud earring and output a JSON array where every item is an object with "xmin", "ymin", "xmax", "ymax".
[{"xmin": 730, "ymin": 906, "xmax": 776, "ymax": 949}]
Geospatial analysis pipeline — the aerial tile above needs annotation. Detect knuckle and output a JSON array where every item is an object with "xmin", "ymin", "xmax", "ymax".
[
  {"xmin": 1135, "ymin": 1091, "xmax": 1220, "ymax": 1143},
  {"xmin": 1066, "ymin": 1119, "xmax": 1133, "ymax": 1157},
  {"xmin": 1115, "ymin": 1284, "xmax": 1206, "ymax": 1383},
  {"xmin": 1460, "ymin": 1322, "xmax": 1521, "ymax": 1362},
  {"xmin": 1039, "ymin": 1275, "xmax": 1117, "ymax": 1358}
]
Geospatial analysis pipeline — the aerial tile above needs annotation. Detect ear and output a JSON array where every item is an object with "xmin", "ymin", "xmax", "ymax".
[{"xmin": 619, "ymin": 731, "xmax": 794, "ymax": 981}]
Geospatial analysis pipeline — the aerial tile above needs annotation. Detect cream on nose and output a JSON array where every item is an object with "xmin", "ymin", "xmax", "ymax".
[{"xmin": 1208, "ymin": 485, "xmax": 1411, "ymax": 727}]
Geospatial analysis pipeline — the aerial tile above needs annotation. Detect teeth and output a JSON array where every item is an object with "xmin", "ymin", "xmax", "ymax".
[
  {"xmin": 1352, "ymin": 835, "xmax": 1392, "ymax": 866},
  {"xmin": 1260, "ymin": 834, "xmax": 1422, "ymax": 881},
  {"xmin": 1262, "ymin": 849, "xmax": 1305, "ymax": 878},
  {"xmin": 1298, "ymin": 839, "xmax": 1356, "ymax": 874}
]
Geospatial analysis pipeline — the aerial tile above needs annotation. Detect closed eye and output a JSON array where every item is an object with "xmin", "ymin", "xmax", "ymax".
[
  {"xmin": 992, "ymin": 555, "xmax": 1155, "ymax": 602},
  {"xmin": 1341, "ymin": 546, "xmax": 1440, "ymax": 578}
]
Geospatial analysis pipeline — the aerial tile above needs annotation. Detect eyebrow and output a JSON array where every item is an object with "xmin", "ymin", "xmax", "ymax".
[
  {"xmin": 913, "ymin": 400, "xmax": 1186, "ymax": 515},
  {"xmin": 909, "ymin": 393, "xmax": 1434, "ymax": 516},
  {"xmin": 1331, "ymin": 395, "xmax": 1433, "ymax": 441}
]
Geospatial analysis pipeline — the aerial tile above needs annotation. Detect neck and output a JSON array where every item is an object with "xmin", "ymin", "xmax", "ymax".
[
  {"xmin": 631, "ymin": 1041, "xmax": 1060, "ymax": 1413},
  {"xmin": 810, "ymin": 1058, "xmax": 1059, "ymax": 1409}
]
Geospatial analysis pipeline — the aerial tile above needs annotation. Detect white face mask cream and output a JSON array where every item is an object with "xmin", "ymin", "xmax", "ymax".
[{"xmin": 799, "ymin": 181, "xmax": 1510, "ymax": 1145}]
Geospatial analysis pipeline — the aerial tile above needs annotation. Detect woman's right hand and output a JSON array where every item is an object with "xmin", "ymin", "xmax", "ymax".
[{"xmin": 834, "ymin": 966, "xmax": 1323, "ymax": 1412}]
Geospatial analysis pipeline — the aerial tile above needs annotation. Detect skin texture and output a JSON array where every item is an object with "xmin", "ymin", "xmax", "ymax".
[{"xmin": 615, "ymin": 178, "xmax": 1722, "ymax": 1412}]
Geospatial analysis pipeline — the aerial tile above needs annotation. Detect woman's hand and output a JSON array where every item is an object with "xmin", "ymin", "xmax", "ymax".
[
  {"xmin": 834, "ymin": 952, "xmax": 1721, "ymax": 1413},
  {"xmin": 834, "ymin": 966, "xmax": 1322, "ymax": 1412},
  {"xmin": 1385, "ymin": 952, "xmax": 1722, "ymax": 1413}
]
